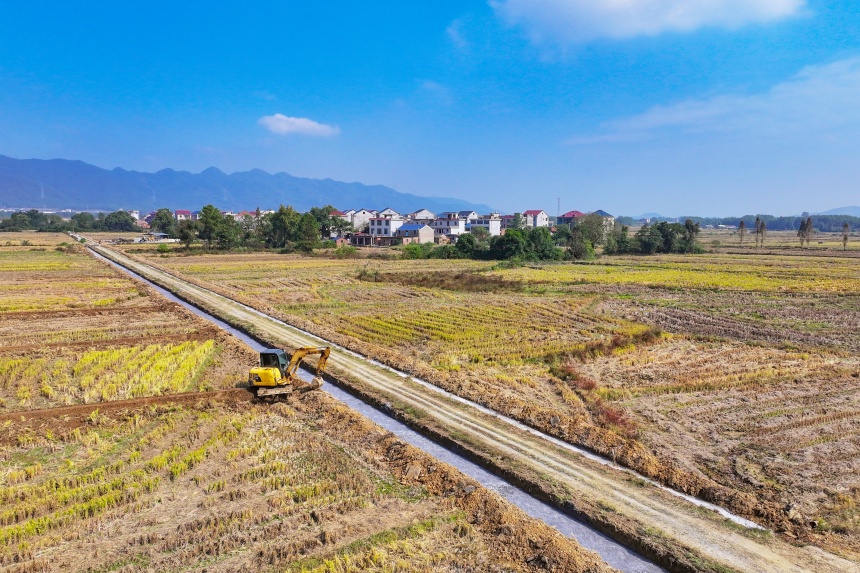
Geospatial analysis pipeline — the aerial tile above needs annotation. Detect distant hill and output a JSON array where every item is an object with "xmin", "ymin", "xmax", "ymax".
[
  {"xmin": 633, "ymin": 212, "xmax": 667, "ymax": 219},
  {"xmin": 0, "ymin": 155, "xmax": 493, "ymax": 214},
  {"xmin": 815, "ymin": 206, "xmax": 860, "ymax": 217}
]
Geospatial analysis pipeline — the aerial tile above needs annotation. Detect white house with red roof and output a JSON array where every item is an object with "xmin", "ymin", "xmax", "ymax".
[
  {"xmin": 174, "ymin": 209, "xmax": 192, "ymax": 221},
  {"xmin": 523, "ymin": 209, "xmax": 549, "ymax": 228}
]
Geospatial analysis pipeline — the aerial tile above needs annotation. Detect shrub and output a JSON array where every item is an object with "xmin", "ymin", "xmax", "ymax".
[{"xmin": 334, "ymin": 245, "xmax": 358, "ymax": 259}]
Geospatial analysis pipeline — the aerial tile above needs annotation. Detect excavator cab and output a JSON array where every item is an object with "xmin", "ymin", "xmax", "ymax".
[
  {"xmin": 249, "ymin": 346, "xmax": 329, "ymax": 398},
  {"xmin": 260, "ymin": 350, "xmax": 288, "ymax": 374}
]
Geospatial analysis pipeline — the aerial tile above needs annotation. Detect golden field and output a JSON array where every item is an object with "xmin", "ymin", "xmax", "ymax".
[
  {"xmin": 0, "ymin": 234, "xmax": 608, "ymax": 572},
  {"xmin": 128, "ymin": 244, "xmax": 860, "ymax": 556}
]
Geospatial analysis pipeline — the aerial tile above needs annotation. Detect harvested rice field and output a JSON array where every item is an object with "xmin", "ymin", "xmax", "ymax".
[
  {"xmin": 0, "ymin": 235, "xmax": 609, "ymax": 572},
  {"xmin": 129, "ymin": 245, "xmax": 860, "ymax": 558}
]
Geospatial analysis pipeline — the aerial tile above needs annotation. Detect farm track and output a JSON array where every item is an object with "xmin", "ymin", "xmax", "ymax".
[{"xmin": 90, "ymin": 245, "xmax": 860, "ymax": 573}]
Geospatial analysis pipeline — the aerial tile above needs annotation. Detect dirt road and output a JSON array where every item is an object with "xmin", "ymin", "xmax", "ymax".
[{"xmin": 91, "ymin": 245, "xmax": 859, "ymax": 573}]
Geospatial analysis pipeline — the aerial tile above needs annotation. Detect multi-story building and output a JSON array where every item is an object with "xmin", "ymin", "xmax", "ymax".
[
  {"xmin": 523, "ymin": 210, "xmax": 549, "ymax": 228},
  {"xmin": 349, "ymin": 209, "xmax": 377, "ymax": 232},
  {"xmin": 431, "ymin": 212, "xmax": 468, "ymax": 238},
  {"xmin": 368, "ymin": 216, "xmax": 405, "ymax": 237},
  {"xmin": 467, "ymin": 213, "xmax": 502, "ymax": 236},
  {"xmin": 557, "ymin": 210, "xmax": 586, "ymax": 226},
  {"xmin": 408, "ymin": 209, "xmax": 436, "ymax": 224}
]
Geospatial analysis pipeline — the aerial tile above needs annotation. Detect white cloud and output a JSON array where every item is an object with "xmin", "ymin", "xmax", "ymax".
[
  {"xmin": 569, "ymin": 57, "xmax": 860, "ymax": 143},
  {"xmin": 258, "ymin": 114, "xmax": 340, "ymax": 137},
  {"xmin": 447, "ymin": 18, "xmax": 469, "ymax": 49},
  {"xmin": 492, "ymin": 0, "xmax": 805, "ymax": 43},
  {"xmin": 420, "ymin": 80, "xmax": 454, "ymax": 106}
]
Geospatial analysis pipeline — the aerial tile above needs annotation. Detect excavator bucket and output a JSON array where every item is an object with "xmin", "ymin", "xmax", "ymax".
[{"xmin": 295, "ymin": 376, "xmax": 324, "ymax": 393}]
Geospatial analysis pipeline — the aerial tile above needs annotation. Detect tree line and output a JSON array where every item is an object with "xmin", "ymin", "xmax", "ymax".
[
  {"xmin": 153, "ymin": 205, "xmax": 354, "ymax": 251},
  {"xmin": 0, "ymin": 210, "xmax": 138, "ymax": 232},
  {"xmin": 617, "ymin": 213, "xmax": 859, "ymax": 233},
  {"xmin": 401, "ymin": 214, "xmax": 703, "ymax": 262}
]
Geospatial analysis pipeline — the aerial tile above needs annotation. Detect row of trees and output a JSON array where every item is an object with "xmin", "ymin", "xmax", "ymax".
[
  {"xmin": 0, "ymin": 206, "xmax": 354, "ymax": 252},
  {"xmin": 399, "ymin": 226, "xmax": 562, "ymax": 261},
  {"xmin": 793, "ymin": 217, "xmax": 850, "ymax": 250},
  {"xmin": 168, "ymin": 205, "xmax": 353, "ymax": 251},
  {"xmin": 618, "ymin": 213, "xmax": 859, "ymax": 233},
  {"xmin": 401, "ymin": 215, "xmax": 703, "ymax": 263},
  {"xmin": 0, "ymin": 209, "xmax": 138, "ymax": 232}
]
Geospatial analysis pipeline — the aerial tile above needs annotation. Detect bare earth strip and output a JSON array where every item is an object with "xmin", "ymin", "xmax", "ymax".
[{"xmin": 91, "ymin": 245, "xmax": 859, "ymax": 573}]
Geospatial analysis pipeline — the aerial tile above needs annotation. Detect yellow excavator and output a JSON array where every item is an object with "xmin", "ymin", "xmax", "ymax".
[{"xmin": 248, "ymin": 346, "xmax": 330, "ymax": 398}]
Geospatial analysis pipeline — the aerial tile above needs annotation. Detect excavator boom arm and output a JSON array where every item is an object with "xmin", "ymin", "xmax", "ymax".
[{"xmin": 286, "ymin": 346, "xmax": 330, "ymax": 378}]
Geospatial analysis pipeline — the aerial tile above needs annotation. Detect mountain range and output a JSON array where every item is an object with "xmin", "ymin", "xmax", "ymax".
[
  {"xmin": 815, "ymin": 206, "xmax": 860, "ymax": 217},
  {"xmin": 0, "ymin": 155, "xmax": 493, "ymax": 214}
]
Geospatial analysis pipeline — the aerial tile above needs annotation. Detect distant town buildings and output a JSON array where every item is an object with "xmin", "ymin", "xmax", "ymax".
[{"xmin": 11, "ymin": 201, "xmax": 616, "ymax": 247}]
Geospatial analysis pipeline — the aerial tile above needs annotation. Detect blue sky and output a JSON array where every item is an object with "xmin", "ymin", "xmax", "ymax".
[{"xmin": 1, "ymin": 1, "xmax": 858, "ymax": 216}]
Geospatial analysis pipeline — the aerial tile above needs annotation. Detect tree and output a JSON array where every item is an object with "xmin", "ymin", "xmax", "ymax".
[
  {"xmin": 268, "ymin": 205, "xmax": 300, "ymax": 249},
  {"xmin": 526, "ymin": 227, "xmax": 560, "ymax": 260},
  {"xmin": 804, "ymin": 217, "xmax": 813, "ymax": 248},
  {"xmin": 603, "ymin": 223, "xmax": 631, "ymax": 255},
  {"xmin": 455, "ymin": 233, "xmax": 479, "ymax": 258},
  {"xmin": 198, "ymin": 205, "xmax": 223, "ymax": 248},
  {"xmin": 634, "ymin": 224, "xmax": 662, "ymax": 254},
  {"xmin": 489, "ymin": 229, "xmax": 526, "ymax": 259},
  {"xmin": 102, "ymin": 210, "xmax": 137, "ymax": 232},
  {"xmin": 214, "ymin": 216, "xmax": 241, "ymax": 250},
  {"xmin": 176, "ymin": 219, "xmax": 200, "ymax": 249},
  {"xmin": 681, "ymin": 219, "xmax": 700, "ymax": 253},
  {"xmin": 759, "ymin": 220, "xmax": 767, "ymax": 247},
  {"xmin": 843, "ymin": 222, "xmax": 850, "ymax": 251},
  {"xmin": 296, "ymin": 213, "xmax": 320, "ymax": 251},
  {"xmin": 552, "ymin": 225, "xmax": 572, "ymax": 246},
  {"xmin": 754, "ymin": 217, "xmax": 762, "ymax": 248},
  {"xmin": 70, "ymin": 212, "xmax": 96, "ymax": 231},
  {"xmin": 470, "ymin": 226, "xmax": 490, "ymax": 244},
  {"xmin": 577, "ymin": 213, "xmax": 606, "ymax": 246},
  {"xmin": 509, "ymin": 213, "xmax": 525, "ymax": 230},
  {"xmin": 150, "ymin": 208, "xmax": 176, "ymax": 235},
  {"xmin": 566, "ymin": 227, "xmax": 594, "ymax": 260},
  {"xmin": 738, "ymin": 220, "xmax": 746, "ymax": 246},
  {"xmin": 308, "ymin": 206, "xmax": 335, "ymax": 238}
]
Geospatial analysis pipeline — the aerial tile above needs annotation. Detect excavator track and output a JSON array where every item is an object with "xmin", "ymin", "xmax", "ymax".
[{"xmin": 0, "ymin": 388, "xmax": 253, "ymax": 444}]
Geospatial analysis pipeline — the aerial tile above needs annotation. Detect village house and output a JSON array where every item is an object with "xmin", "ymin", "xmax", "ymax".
[
  {"xmin": 431, "ymin": 212, "xmax": 468, "ymax": 238},
  {"xmin": 348, "ymin": 209, "xmax": 377, "ymax": 231},
  {"xmin": 369, "ymin": 215, "xmax": 406, "ymax": 237},
  {"xmin": 174, "ymin": 209, "xmax": 191, "ymax": 221},
  {"xmin": 377, "ymin": 207, "xmax": 400, "ymax": 218},
  {"xmin": 349, "ymin": 233, "xmax": 373, "ymax": 247},
  {"xmin": 523, "ymin": 210, "xmax": 550, "ymax": 228},
  {"xmin": 408, "ymin": 208, "xmax": 436, "ymax": 223},
  {"xmin": 557, "ymin": 210, "xmax": 586, "ymax": 226},
  {"xmin": 395, "ymin": 223, "xmax": 434, "ymax": 244},
  {"xmin": 467, "ymin": 213, "xmax": 502, "ymax": 236},
  {"xmin": 594, "ymin": 210, "xmax": 615, "ymax": 225}
]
